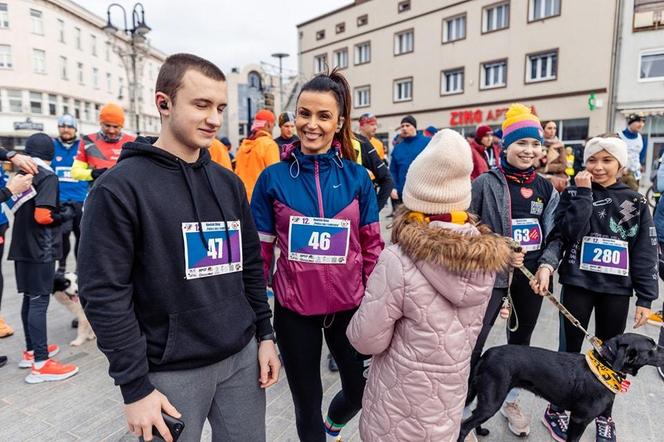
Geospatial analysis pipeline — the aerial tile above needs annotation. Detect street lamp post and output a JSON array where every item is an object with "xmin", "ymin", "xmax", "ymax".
[
  {"xmin": 103, "ymin": 3, "xmax": 151, "ymax": 137},
  {"xmin": 271, "ymin": 53, "xmax": 289, "ymax": 114}
]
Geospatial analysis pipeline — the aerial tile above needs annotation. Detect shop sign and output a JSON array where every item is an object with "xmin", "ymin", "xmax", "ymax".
[
  {"xmin": 13, "ymin": 118, "xmax": 44, "ymax": 131},
  {"xmin": 449, "ymin": 105, "xmax": 538, "ymax": 126}
]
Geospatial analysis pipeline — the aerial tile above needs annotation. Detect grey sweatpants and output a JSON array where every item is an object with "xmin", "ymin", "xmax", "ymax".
[{"xmin": 147, "ymin": 340, "xmax": 265, "ymax": 442}]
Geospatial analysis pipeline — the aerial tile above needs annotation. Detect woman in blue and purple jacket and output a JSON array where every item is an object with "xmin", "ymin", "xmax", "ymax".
[{"xmin": 251, "ymin": 70, "xmax": 384, "ymax": 442}]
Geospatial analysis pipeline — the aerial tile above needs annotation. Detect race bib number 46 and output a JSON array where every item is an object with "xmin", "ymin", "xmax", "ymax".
[
  {"xmin": 511, "ymin": 218, "xmax": 542, "ymax": 252},
  {"xmin": 288, "ymin": 216, "xmax": 351, "ymax": 264},
  {"xmin": 182, "ymin": 221, "xmax": 242, "ymax": 280},
  {"xmin": 580, "ymin": 236, "xmax": 629, "ymax": 276}
]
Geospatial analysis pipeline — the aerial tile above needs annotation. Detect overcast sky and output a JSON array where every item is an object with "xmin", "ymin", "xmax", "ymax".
[{"xmin": 84, "ymin": 0, "xmax": 350, "ymax": 77}]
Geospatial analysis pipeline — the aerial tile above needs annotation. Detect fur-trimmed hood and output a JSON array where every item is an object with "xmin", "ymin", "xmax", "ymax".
[{"xmin": 396, "ymin": 220, "xmax": 513, "ymax": 274}]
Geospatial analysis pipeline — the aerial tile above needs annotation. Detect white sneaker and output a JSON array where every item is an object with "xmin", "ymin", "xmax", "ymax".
[{"xmin": 500, "ymin": 401, "xmax": 531, "ymax": 437}]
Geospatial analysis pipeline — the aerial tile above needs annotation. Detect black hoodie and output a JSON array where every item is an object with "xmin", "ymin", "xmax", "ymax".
[
  {"xmin": 78, "ymin": 137, "xmax": 272, "ymax": 404},
  {"xmin": 550, "ymin": 181, "xmax": 658, "ymax": 307}
]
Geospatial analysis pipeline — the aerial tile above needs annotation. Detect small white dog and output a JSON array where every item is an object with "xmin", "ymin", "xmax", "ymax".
[{"xmin": 52, "ymin": 272, "xmax": 95, "ymax": 346}]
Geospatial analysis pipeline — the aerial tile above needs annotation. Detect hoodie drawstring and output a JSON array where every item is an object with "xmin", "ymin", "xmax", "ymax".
[
  {"xmin": 289, "ymin": 151, "xmax": 300, "ymax": 179},
  {"xmin": 177, "ymin": 159, "xmax": 209, "ymax": 250},
  {"xmin": 203, "ymin": 167, "xmax": 233, "ymax": 264}
]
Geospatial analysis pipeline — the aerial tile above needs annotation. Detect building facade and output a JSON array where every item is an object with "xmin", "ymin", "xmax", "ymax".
[
  {"xmin": 0, "ymin": 0, "xmax": 166, "ymax": 149},
  {"xmin": 297, "ymin": 0, "xmax": 617, "ymax": 154},
  {"xmin": 612, "ymin": 0, "xmax": 664, "ymax": 180}
]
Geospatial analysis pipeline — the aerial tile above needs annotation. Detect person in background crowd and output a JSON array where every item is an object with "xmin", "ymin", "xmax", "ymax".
[
  {"xmin": 52, "ymin": 114, "xmax": 87, "ymax": 273},
  {"xmin": 565, "ymin": 146, "xmax": 576, "ymax": 179},
  {"xmin": 235, "ymin": 109, "xmax": 280, "ymax": 201},
  {"xmin": 423, "ymin": 125, "xmax": 439, "ymax": 138},
  {"xmin": 251, "ymin": 69, "xmax": 383, "ymax": 442},
  {"xmin": 618, "ymin": 113, "xmax": 647, "ymax": 191},
  {"xmin": 652, "ymin": 149, "xmax": 664, "ymax": 382},
  {"xmin": 358, "ymin": 113, "xmax": 385, "ymax": 161},
  {"xmin": 470, "ymin": 125, "xmax": 501, "ymax": 180},
  {"xmin": 274, "ymin": 111, "xmax": 299, "ymax": 154},
  {"xmin": 9, "ymin": 133, "xmax": 78, "ymax": 383},
  {"xmin": 493, "ymin": 128, "xmax": 504, "ymax": 148},
  {"xmin": 347, "ymin": 129, "xmax": 514, "ymax": 442},
  {"xmin": 543, "ymin": 120, "xmax": 559, "ymax": 145},
  {"xmin": 389, "ymin": 115, "xmax": 429, "ymax": 206},
  {"xmin": 351, "ymin": 131, "xmax": 393, "ymax": 211},
  {"xmin": 71, "ymin": 103, "xmax": 136, "ymax": 182},
  {"xmin": 208, "ymin": 137, "xmax": 233, "ymax": 171}
]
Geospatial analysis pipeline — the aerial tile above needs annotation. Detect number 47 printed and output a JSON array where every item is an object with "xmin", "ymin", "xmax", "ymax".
[{"xmin": 207, "ymin": 238, "xmax": 224, "ymax": 259}]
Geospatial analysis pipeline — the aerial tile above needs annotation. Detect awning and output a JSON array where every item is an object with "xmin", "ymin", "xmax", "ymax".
[{"xmin": 619, "ymin": 108, "xmax": 664, "ymax": 117}]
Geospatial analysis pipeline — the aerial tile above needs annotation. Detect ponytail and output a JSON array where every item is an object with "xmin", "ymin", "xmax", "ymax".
[{"xmin": 298, "ymin": 68, "xmax": 356, "ymax": 162}]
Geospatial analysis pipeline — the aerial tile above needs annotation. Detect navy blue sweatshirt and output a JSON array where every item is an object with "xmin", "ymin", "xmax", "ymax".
[{"xmin": 78, "ymin": 137, "xmax": 272, "ymax": 404}]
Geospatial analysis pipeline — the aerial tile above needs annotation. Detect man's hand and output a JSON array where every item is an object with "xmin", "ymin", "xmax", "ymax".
[
  {"xmin": 6, "ymin": 173, "xmax": 33, "ymax": 195},
  {"xmin": 91, "ymin": 167, "xmax": 108, "ymax": 180},
  {"xmin": 530, "ymin": 265, "xmax": 553, "ymax": 296},
  {"xmin": 257, "ymin": 340, "xmax": 280, "ymax": 389},
  {"xmin": 634, "ymin": 306, "xmax": 653, "ymax": 329},
  {"xmin": 390, "ymin": 189, "xmax": 398, "ymax": 200},
  {"xmin": 574, "ymin": 170, "xmax": 593, "ymax": 189},
  {"xmin": 10, "ymin": 154, "xmax": 38, "ymax": 175},
  {"xmin": 125, "ymin": 389, "xmax": 181, "ymax": 442}
]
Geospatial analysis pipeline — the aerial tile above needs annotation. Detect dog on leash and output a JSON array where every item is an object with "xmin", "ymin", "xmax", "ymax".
[
  {"xmin": 458, "ymin": 333, "xmax": 664, "ymax": 442},
  {"xmin": 52, "ymin": 272, "xmax": 95, "ymax": 346}
]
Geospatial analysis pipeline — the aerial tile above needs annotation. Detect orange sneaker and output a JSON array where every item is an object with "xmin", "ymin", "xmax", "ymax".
[
  {"xmin": 0, "ymin": 316, "xmax": 13, "ymax": 338},
  {"xmin": 18, "ymin": 344, "xmax": 60, "ymax": 368},
  {"xmin": 25, "ymin": 359, "xmax": 79, "ymax": 384}
]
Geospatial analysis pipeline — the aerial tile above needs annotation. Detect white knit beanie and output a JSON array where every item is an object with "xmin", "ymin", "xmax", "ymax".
[
  {"xmin": 402, "ymin": 129, "xmax": 473, "ymax": 214},
  {"xmin": 583, "ymin": 137, "xmax": 628, "ymax": 168}
]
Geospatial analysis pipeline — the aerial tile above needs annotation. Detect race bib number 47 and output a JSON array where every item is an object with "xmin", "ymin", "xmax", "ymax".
[
  {"xmin": 182, "ymin": 221, "xmax": 242, "ymax": 280},
  {"xmin": 580, "ymin": 236, "xmax": 629, "ymax": 276},
  {"xmin": 288, "ymin": 216, "xmax": 351, "ymax": 264}
]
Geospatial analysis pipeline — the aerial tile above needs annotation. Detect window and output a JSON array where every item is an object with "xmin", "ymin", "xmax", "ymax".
[
  {"xmin": 105, "ymin": 42, "xmax": 111, "ymax": 62},
  {"xmin": 48, "ymin": 94, "xmax": 57, "ymax": 115},
  {"xmin": 354, "ymin": 86, "xmax": 370, "ymax": 108},
  {"xmin": 633, "ymin": 0, "xmax": 664, "ymax": 31},
  {"xmin": 355, "ymin": 42, "xmax": 371, "ymax": 65},
  {"xmin": 92, "ymin": 67, "xmax": 99, "ymax": 88},
  {"xmin": 29, "ymin": 91, "xmax": 42, "ymax": 114},
  {"xmin": 560, "ymin": 118, "xmax": 589, "ymax": 143},
  {"xmin": 30, "ymin": 9, "xmax": 43, "ymax": 35},
  {"xmin": 118, "ymin": 77, "xmax": 124, "ymax": 99},
  {"xmin": 75, "ymin": 27, "xmax": 81, "ymax": 50},
  {"xmin": 526, "ymin": 50, "xmax": 558, "ymax": 82},
  {"xmin": 94, "ymin": 103, "xmax": 100, "ymax": 120},
  {"xmin": 357, "ymin": 14, "xmax": 368, "ymax": 27},
  {"xmin": 62, "ymin": 96, "xmax": 69, "ymax": 115},
  {"xmin": 394, "ymin": 77, "xmax": 413, "ymax": 102},
  {"xmin": 0, "ymin": 44, "xmax": 11, "ymax": 69},
  {"xmin": 84, "ymin": 102, "xmax": 91, "ymax": 122},
  {"xmin": 483, "ymin": 2, "xmax": 510, "ymax": 33},
  {"xmin": 106, "ymin": 72, "xmax": 112, "ymax": 93},
  {"xmin": 441, "ymin": 68, "xmax": 464, "ymax": 94},
  {"xmin": 74, "ymin": 99, "xmax": 81, "ymax": 119},
  {"xmin": 333, "ymin": 48, "xmax": 348, "ymax": 69},
  {"xmin": 8, "ymin": 90, "xmax": 22, "ymax": 113},
  {"xmin": 394, "ymin": 29, "xmax": 414, "ymax": 55},
  {"xmin": 529, "ymin": 0, "xmax": 561, "ymax": 21},
  {"xmin": 398, "ymin": 1, "xmax": 411, "ymax": 13},
  {"xmin": 335, "ymin": 22, "xmax": 345, "ymax": 34},
  {"xmin": 77, "ymin": 62, "xmax": 84, "ymax": 84},
  {"xmin": 640, "ymin": 50, "xmax": 664, "ymax": 80},
  {"xmin": 59, "ymin": 56, "xmax": 67, "ymax": 80},
  {"xmin": 91, "ymin": 35, "xmax": 97, "ymax": 56},
  {"xmin": 481, "ymin": 59, "xmax": 507, "ymax": 89},
  {"xmin": 443, "ymin": 14, "xmax": 466, "ymax": 43},
  {"xmin": 57, "ymin": 19, "xmax": 65, "ymax": 42},
  {"xmin": 0, "ymin": 3, "xmax": 8, "ymax": 28},
  {"xmin": 313, "ymin": 54, "xmax": 327, "ymax": 74},
  {"xmin": 32, "ymin": 49, "xmax": 46, "ymax": 74},
  {"xmin": 316, "ymin": 30, "xmax": 325, "ymax": 40}
]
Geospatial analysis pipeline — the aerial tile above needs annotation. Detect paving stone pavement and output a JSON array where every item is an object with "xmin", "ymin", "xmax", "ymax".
[{"xmin": 0, "ymin": 215, "xmax": 662, "ymax": 441}]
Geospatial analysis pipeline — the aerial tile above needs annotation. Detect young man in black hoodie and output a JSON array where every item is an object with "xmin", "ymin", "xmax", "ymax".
[{"xmin": 78, "ymin": 53, "xmax": 280, "ymax": 442}]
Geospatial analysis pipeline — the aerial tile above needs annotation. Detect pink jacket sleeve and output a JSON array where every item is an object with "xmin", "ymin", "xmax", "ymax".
[
  {"xmin": 258, "ymin": 232, "xmax": 276, "ymax": 283},
  {"xmin": 359, "ymin": 222, "xmax": 384, "ymax": 286},
  {"xmin": 347, "ymin": 248, "xmax": 404, "ymax": 355}
]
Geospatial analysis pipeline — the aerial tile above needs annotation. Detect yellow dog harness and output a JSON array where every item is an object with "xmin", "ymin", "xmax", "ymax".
[{"xmin": 585, "ymin": 350, "xmax": 631, "ymax": 394}]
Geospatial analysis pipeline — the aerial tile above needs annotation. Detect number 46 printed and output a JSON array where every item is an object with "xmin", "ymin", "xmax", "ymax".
[
  {"xmin": 308, "ymin": 232, "xmax": 331, "ymax": 251},
  {"xmin": 207, "ymin": 238, "xmax": 224, "ymax": 259}
]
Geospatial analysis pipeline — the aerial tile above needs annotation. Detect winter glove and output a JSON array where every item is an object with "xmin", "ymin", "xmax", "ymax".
[{"xmin": 91, "ymin": 168, "xmax": 108, "ymax": 180}]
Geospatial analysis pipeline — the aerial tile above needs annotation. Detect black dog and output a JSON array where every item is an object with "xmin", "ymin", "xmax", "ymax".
[{"xmin": 458, "ymin": 333, "xmax": 664, "ymax": 442}]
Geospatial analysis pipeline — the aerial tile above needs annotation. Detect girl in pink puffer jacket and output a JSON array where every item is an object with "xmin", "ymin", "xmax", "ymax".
[{"xmin": 348, "ymin": 129, "xmax": 516, "ymax": 442}]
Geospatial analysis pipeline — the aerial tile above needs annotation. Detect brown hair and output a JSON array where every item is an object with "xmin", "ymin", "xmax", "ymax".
[
  {"xmin": 297, "ymin": 68, "xmax": 356, "ymax": 161},
  {"xmin": 156, "ymin": 53, "xmax": 226, "ymax": 104}
]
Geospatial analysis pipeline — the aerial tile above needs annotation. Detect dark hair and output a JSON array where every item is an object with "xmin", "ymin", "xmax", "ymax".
[
  {"xmin": 156, "ymin": 53, "xmax": 226, "ymax": 104},
  {"xmin": 297, "ymin": 68, "xmax": 356, "ymax": 161},
  {"xmin": 543, "ymin": 120, "xmax": 557, "ymax": 128}
]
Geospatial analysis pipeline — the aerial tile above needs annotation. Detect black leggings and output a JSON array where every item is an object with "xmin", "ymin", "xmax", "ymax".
[
  {"xmin": 59, "ymin": 201, "xmax": 84, "ymax": 271},
  {"xmin": 273, "ymin": 300, "xmax": 369, "ymax": 442},
  {"xmin": 0, "ymin": 223, "xmax": 7, "ymax": 310}
]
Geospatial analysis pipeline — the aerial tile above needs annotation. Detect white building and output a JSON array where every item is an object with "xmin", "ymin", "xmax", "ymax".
[
  {"xmin": 611, "ymin": 0, "xmax": 664, "ymax": 179},
  {"xmin": 0, "ymin": 0, "xmax": 166, "ymax": 150}
]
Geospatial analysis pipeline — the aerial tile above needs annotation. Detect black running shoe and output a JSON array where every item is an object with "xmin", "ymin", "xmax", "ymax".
[
  {"xmin": 541, "ymin": 404, "xmax": 568, "ymax": 442},
  {"xmin": 0, "ymin": 355, "xmax": 7, "ymax": 368},
  {"xmin": 327, "ymin": 353, "xmax": 339, "ymax": 372},
  {"xmin": 595, "ymin": 416, "xmax": 616, "ymax": 442},
  {"xmin": 71, "ymin": 319, "xmax": 78, "ymax": 329}
]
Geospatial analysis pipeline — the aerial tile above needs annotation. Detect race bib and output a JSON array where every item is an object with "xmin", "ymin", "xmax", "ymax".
[
  {"xmin": 55, "ymin": 166, "xmax": 75, "ymax": 183},
  {"xmin": 4, "ymin": 186, "xmax": 37, "ymax": 214},
  {"xmin": 580, "ymin": 236, "xmax": 629, "ymax": 276},
  {"xmin": 511, "ymin": 218, "xmax": 542, "ymax": 252},
  {"xmin": 288, "ymin": 216, "xmax": 351, "ymax": 264},
  {"xmin": 182, "ymin": 221, "xmax": 242, "ymax": 280}
]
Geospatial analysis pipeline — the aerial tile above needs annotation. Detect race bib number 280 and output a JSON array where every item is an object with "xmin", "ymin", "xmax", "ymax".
[
  {"xmin": 182, "ymin": 221, "xmax": 242, "ymax": 280},
  {"xmin": 288, "ymin": 216, "xmax": 351, "ymax": 264},
  {"xmin": 580, "ymin": 236, "xmax": 629, "ymax": 277}
]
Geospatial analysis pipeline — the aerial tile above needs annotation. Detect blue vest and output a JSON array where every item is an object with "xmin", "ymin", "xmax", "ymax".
[
  {"xmin": 52, "ymin": 138, "xmax": 88, "ymax": 202},
  {"xmin": 0, "ymin": 171, "xmax": 8, "ymax": 225}
]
